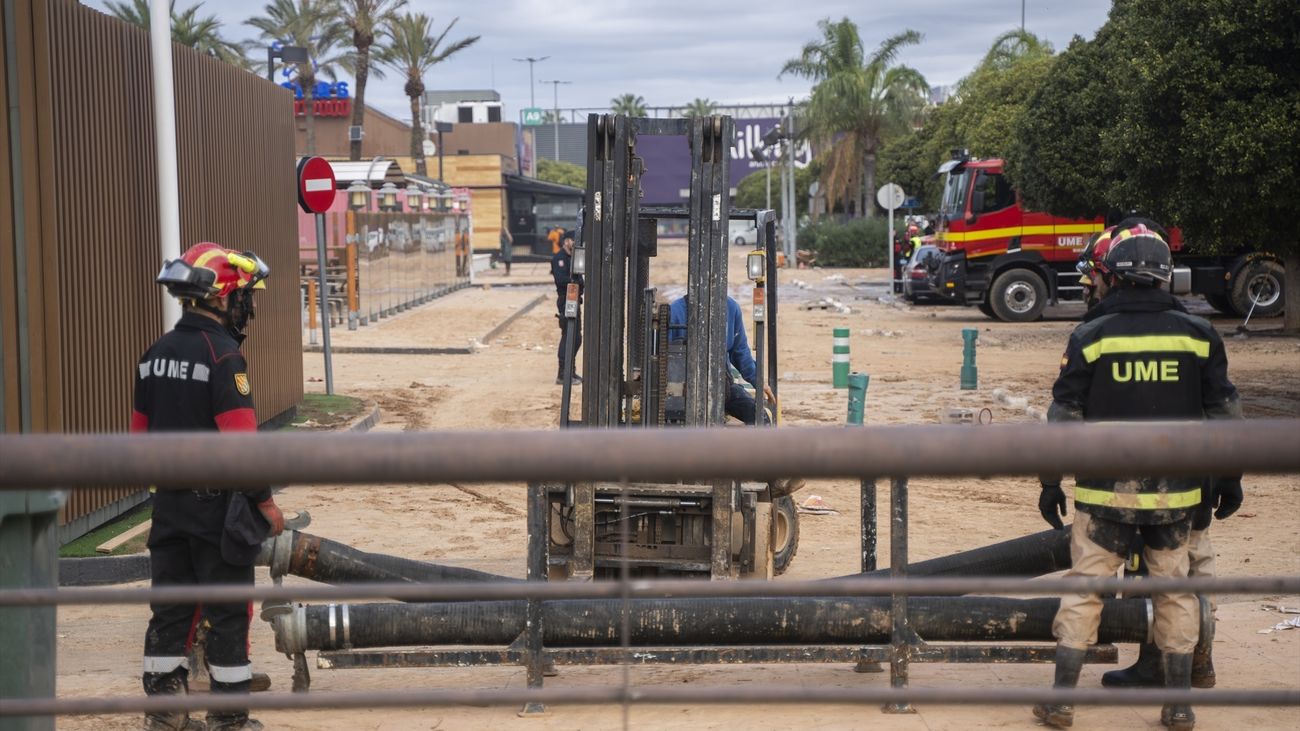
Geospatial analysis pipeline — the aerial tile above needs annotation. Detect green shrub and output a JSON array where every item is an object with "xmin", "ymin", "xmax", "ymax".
[{"xmin": 798, "ymin": 217, "xmax": 891, "ymax": 267}]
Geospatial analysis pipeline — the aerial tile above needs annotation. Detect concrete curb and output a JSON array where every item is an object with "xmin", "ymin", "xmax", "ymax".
[
  {"xmin": 480, "ymin": 293, "xmax": 547, "ymax": 344},
  {"xmin": 305, "ymin": 293, "xmax": 548, "ymax": 356}
]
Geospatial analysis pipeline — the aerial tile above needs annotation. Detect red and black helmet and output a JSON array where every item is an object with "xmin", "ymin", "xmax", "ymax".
[
  {"xmin": 158, "ymin": 243, "xmax": 269, "ymax": 301},
  {"xmin": 1076, "ymin": 226, "xmax": 1118, "ymax": 287},
  {"xmin": 1105, "ymin": 223, "xmax": 1172, "ymax": 286}
]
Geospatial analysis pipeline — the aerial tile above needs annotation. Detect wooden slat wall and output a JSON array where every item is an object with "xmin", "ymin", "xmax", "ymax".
[{"xmin": 1, "ymin": 0, "xmax": 303, "ymax": 535}]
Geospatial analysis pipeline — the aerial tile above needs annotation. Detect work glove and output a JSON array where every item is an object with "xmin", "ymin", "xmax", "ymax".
[
  {"xmin": 1038, "ymin": 482, "xmax": 1067, "ymax": 530},
  {"xmin": 1211, "ymin": 477, "xmax": 1243, "ymax": 520},
  {"xmin": 258, "ymin": 498, "xmax": 286, "ymax": 536}
]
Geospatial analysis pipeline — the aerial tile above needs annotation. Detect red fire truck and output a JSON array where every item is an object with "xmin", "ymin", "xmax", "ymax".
[{"xmin": 929, "ymin": 152, "xmax": 1285, "ymax": 322}]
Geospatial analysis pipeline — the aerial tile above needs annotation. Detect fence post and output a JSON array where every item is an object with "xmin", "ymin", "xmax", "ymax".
[
  {"xmin": 847, "ymin": 372, "xmax": 883, "ymax": 673},
  {"xmin": 306, "ymin": 278, "xmax": 318, "ymax": 346},
  {"xmin": 0, "ymin": 490, "xmax": 65, "ymax": 731},
  {"xmin": 883, "ymin": 476, "xmax": 916, "ymax": 714},
  {"xmin": 520, "ymin": 483, "xmax": 548, "ymax": 717}
]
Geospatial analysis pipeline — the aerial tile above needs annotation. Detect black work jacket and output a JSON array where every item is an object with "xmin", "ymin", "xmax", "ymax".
[
  {"xmin": 1049, "ymin": 288, "xmax": 1240, "ymax": 525},
  {"xmin": 133, "ymin": 312, "xmax": 270, "ymax": 541},
  {"xmin": 551, "ymin": 249, "xmax": 583, "ymax": 307}
]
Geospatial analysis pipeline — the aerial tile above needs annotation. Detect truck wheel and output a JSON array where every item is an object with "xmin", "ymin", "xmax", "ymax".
[
  {"xmin": 734, "ymin": 236, "xmax": 747, "ymax": 247},
  {"xmin": 1230, "ymin": 259, "xmax": 1285, "ymax": 318},
  {"xmin": 989, "ymin": 269, "xmax": 1047, "ymax": 322},
  {"xmin": 977, "ymin": 300, "xmax": 996, "ymax": 318},
  {"xmin": 1205, "ymin": 293, "xmax": 1237, "ymax": 316},
  {"xmin": 772, "ymin": 496, "xmax": 799, "ymax": 576}
]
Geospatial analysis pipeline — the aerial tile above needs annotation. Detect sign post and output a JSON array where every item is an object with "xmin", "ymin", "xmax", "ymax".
[
  {"xmin": 298, "ymin": 156, "xmax": 338, "ymax": 395},
  {"xmin": 876, "ymin": 183, "xmax": 906, "ymax": 294}
]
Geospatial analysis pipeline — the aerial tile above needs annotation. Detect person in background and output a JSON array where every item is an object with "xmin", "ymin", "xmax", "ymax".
[
  {"xmin": 551, "ymin": 230, "xmax": 583, "ymax": 384},
  {"xmin": 498, "ymin": 219, "xmax": 513, "ymax": 276},
  {"xmin": 547, "ymin": 225, "xmax": 564, "ymax": 255}
]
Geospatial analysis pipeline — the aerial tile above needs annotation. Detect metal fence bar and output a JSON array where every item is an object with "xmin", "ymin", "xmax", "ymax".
[
  {"xmin": 1, "ymin": 421, "xmax": 1297, "ymax": 489},
  {"xmin": 3, "ymin": 575, "xmax": 1297, "ymax": 607},
  {"xmin": 2, "ymin": 686, "xmax": 1295, "ymax": 718}
]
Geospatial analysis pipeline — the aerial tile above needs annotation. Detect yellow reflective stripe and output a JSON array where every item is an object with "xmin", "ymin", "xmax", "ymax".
[
  {"xmin": 942, "ymin": 223, "xmax": 1103, "ymax": 243},
  {"xmin": 1081, "ymin": 335, "xmax": 1211, "ymax": 363},
  {"xmin": 1074, "ymin": 486, "xmax": 1202, "ymax": 510}
]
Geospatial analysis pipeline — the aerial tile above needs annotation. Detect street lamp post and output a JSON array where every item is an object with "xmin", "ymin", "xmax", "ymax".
[
  {"xmin": 540, "ymin": 79, "xmax": 572, "ymax": 161},
  {"xmin": 512, "ymin": 56, "xmax": 550, "ymax": 108},
  {"xmin": 434, "ymin": 121, "xmax": 453, "ymax": 182}
]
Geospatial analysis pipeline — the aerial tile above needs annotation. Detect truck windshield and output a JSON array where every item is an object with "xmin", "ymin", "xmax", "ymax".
[{"xmin": 940, "ymin": 170, "xmax": 970, "ymax": 220}]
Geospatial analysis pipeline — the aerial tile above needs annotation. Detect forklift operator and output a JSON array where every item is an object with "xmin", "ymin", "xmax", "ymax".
[{"xmin": 668, "ymin": 295, "xmax": 775, "ymax": 424}]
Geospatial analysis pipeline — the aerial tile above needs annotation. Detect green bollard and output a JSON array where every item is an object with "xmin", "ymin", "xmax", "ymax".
[
  {"xmin": 833, "ymin": 327, "xmax": 851, "ymax": 388},
  {"xmin": 961, "ymin": 327, "xmax": 979, "ymax": 390},
  {"xmin": 846, "ymin": 372, "xmax": 870, "ymax": 425}
]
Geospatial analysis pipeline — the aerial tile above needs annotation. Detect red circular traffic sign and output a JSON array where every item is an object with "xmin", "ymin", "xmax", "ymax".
[{"xmin": 297, "ymin": 156, "xmax": 337, "ymax": 214}]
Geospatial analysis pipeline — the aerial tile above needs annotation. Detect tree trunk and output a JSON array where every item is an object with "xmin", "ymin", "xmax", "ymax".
[
  {"xmin": 1284, "ymin": 247, "xmax": 1299, "ymax": 333},
  {"xmin": 862, "ymin": 152, "xmax": 877, "ymax": 219},
  {"xmin": 349, "ymin": 45, "xmax": 370, "ymax": 162},
  {"xmin": 410, "ymin": 94, "xmax": 427, "ymax": 176},
  {"xmin": 302, "ymin": 71, "xmax": 316, "ymax": 156}
]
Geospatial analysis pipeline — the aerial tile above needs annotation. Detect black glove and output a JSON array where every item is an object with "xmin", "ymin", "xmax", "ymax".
[
  {"xmin": 1038, "ymin": 483, "xmax": 1067, "ymax": 530},
  {"xmin": 1212, "ymin": 477, "xmax": 1243, "ymax": 520}
]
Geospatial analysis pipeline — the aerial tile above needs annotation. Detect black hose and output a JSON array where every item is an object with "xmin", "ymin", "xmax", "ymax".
[
  {"xmin": 285, "ymin": 532, "xmax": 521, "ymax": 586},
  {"xmin": 301, "ymin": 596, "xmax": 1147, "ymax": 650},
  {"xmin": 836, "ymin": 526, "xmax": 1072, "ymax": 581}
]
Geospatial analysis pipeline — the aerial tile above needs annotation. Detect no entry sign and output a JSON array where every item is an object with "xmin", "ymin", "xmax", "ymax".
[{"xmin": 297, "ymin": 156, "xmax": 337, "ymax": 214}]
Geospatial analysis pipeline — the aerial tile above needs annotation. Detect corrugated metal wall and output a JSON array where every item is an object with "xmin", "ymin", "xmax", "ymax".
[{"xmin": 2, "ymin": 0, "xmax": 303, "ymax": 539}]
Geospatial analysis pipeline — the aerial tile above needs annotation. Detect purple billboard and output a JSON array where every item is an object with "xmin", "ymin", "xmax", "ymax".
[{"xmin": 638, "ymin": 118, "xmax": 812, "ymax": 205}]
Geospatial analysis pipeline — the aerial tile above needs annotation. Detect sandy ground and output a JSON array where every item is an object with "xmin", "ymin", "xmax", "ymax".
[{"xmin": 57, "ymin": 241, "xmax": 1299, "ymax": 729}]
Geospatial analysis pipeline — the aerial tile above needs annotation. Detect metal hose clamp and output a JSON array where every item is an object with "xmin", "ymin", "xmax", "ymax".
[
  {"xmin": 342, "ymin": 604, "xmax": 351, "ymax": 650},
  {"xmin": 328, "ymin": 603, "xmax": 337, "ymax": 647},
  {"xmin": 270, "ymin": 603, "xmax": 308, "ymax": 655},
  {"xmin": 1145, "ymin": 597, "xmax": 1155, "ymax": 644}
]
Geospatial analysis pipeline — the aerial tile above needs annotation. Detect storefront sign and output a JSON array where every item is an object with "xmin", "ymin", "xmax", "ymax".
[{"xmin": 282, "ymin": 80, "xmax": 353, "ymax": 117}]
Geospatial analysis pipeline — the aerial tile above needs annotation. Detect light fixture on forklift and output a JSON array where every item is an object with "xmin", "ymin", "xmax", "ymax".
[
  {"xmin": 747, "ymin": 250, "xmax": 765, "ymax": 281},
  {"xmin": 572, "ymin": 245, "xmax": 586, "ymax": 275}
]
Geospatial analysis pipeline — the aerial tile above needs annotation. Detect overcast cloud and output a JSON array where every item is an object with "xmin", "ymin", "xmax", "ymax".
[{"xmin": 83, "ymin": 0, "xmax": 1111, "ymax": 121}]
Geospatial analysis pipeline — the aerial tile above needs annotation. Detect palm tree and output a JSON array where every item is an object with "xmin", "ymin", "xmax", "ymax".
[
  {"xmin": 106, "ymin": 0, "xmax": 248, "ymax": 68},
  {"xmin": 681, "ymin": 97, "xmax": 717, "ymax": 119},
  {"xmin": 979, "ymin": 28, "xmax": 1054, "ymax": 72},
  {"xmin": 542, "ymin": 109, "xmax": 567, "ymax": 124},
  {"xmin": 383, "ymin": 13, "xmax": 479, "ymax": 176},
  {"xmin": 610, "ymin": 93, "xmax": 647, "ymax": 116},
  {"xmin": 782, "ymin": 19, "xmax": 928, "ymax": 217},
  {"xmin": 247, "ymin": 0, "xmax": 350, "ymax": 155},
  {"xmin": 339, "ymin": 0, "xmax": 406, "ymax": 161}
]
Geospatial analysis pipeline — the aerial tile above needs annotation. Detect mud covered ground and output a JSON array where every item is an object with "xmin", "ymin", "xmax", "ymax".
[{"xmin": 57, "ymin": 241, "xmax": 1299, "ymax": 730}]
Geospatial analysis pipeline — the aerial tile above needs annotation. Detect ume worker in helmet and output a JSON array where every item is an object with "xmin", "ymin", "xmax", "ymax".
[
  {"xmin": 138, "ymin": 243, "xmax": 285, "ymax": 731},
  {"xmin": 1032, "ymin": 223, "xmax": 1241, "ymax": 731}
]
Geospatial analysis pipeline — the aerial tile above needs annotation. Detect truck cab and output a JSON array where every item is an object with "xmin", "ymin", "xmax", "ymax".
[{"xmin": 932, "ymin": 154, "xmax": 1103, "ymax": 321}]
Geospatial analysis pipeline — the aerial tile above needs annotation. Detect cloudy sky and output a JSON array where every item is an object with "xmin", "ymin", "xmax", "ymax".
[{"xmin": 84, "ymin": 0, "xmax": 1111, "ymax": 120}]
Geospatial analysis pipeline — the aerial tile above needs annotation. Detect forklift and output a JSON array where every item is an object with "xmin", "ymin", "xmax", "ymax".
[{"xmin": 539, "ymin": 114, "xmax": 800, "ymax": 581}]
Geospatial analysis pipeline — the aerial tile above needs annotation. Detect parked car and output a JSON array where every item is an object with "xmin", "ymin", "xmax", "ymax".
[
  {"xmin": 902, "ymin": 244, "xmax": 945, "ymax": 303},
  {"xmin": 730, "ymin": 219, "xmax": 759, "ymax": 247}
]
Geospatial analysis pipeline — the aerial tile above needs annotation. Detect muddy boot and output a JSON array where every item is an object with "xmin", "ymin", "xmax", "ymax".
[
  {"xmin": 1032, "ymin": 645, "xmax": 1085, "ymax": 728},
  {"xmin": 1191, "ymin": 643, "xmax": 1216, "ymax": 689},
  {"xmin": 1102, "ymin": 642, "xmax": 1163, "ymax": 687},
  {"xmin": 206, "ymin": 679, "xmax": 264, "ymax": 731},
  {"xmin": 1161, "ymin": 652, "xmax": 1195, "ymax": 730},
  {"xmin": 142, "ymin": 669, "xmax": 205, "ymax": 730}
]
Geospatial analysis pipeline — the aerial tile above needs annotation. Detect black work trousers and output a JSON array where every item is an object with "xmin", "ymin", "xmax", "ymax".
[
  {"xmin": 144, "ymin": 527, "xmax": 253, "ymax": 679},
  {"xmin": 556, "ymin": 302, "xmax": 582, "ymax": 376},
  {"xmin": 725, "ymin": 384, "xmax": 771, "ymax": 425}
]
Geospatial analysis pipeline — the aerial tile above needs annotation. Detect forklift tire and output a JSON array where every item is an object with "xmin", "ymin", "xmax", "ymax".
[
  {"xmin": 977, "ymin": 300, "xmax": 996, "ymax": 318},
  {"xmin": 772, "ymin": 496, "xmax": 799, "ymax": 576},
  {"xmin": 1229, "ymin": 259, "xmax": 1285, "ymax": 319},
  {"xmin": 988, "ymin": 268, "xmax": 1047, "ymax": 322},
  {"xmin": 1205, "ymin": 293, "xmax": 1237, "ymax": 316}
]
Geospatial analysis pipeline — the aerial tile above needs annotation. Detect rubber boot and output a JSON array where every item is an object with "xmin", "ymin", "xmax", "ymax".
[
  {"xmin": 205, "ymin": 679, "xmax": 264, "ymax": 731},
  {"xmin": 1032, "ymin": 645, "xmax": 1085, "ymax": 728},
  {"xmin": 1102, "ymin": 642, "xmax": 1163, "ymax": 687},
  {"xmin": 1161, "ymin": 652, "xmax": 1196, "ymax": 730},
  {"xmin": 142, "ymin": 669, "xmax": 206, "ymax": 731},
  {"xmin": 1191, "ymin": 643, "xmax": 1216, "ymax": 689}
]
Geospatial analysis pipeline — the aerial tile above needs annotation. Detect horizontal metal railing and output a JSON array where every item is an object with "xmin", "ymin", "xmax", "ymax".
[
  {"xmin": 1, "ymin": 420, "xmax": 1297, "ymax": 488},
  {"xmin": 2, "ymin": 575, "xmax": 1298, "ymax": 608},
  {"xmin": 2, "ymin": 420, "xmax": 1297, "ymax": 719}
]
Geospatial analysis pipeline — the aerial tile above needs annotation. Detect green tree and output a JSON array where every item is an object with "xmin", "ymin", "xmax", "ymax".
[
  {"xmin": 383, "ymin": 13, "xmax": 479, "ymax": 176},
  {"xmin": 734, "ymin": 165, "xmax": 815, "ymax": 218},
  {"xmin": 339, "ymin": 0, "xmax": 406, "ymax": 161},
  {"xmin": 536, "ymin": 158, "xmax": 586, "ymax": 189},
  {"xmin": 247, "ymin": 0, "xmax": 350, "ymax": 155},
  {"xmin": 106, "ymin": 0, "xmax": 248, "ymax": 68},
  {"xmin": 1009, "ymin": 0, "xmax": 1300, "ymax": 330},
  {"xmin": 781, "ymin": 20, "xmax": 928, "ymax": 217},
  {"xmin": 541, "ymin": 109, "xmax": 567, "ymax": 124},
  {"xmin": 610, "ymin": 93, "xmax": 647, "ymax": 116},
  {"xmin": 878, "ymin": 29, "xmax": 1055, "ymax": 212},
  {"xmin": 681, "ymin": 97, "xmax": 717, "ymax": 118}
]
